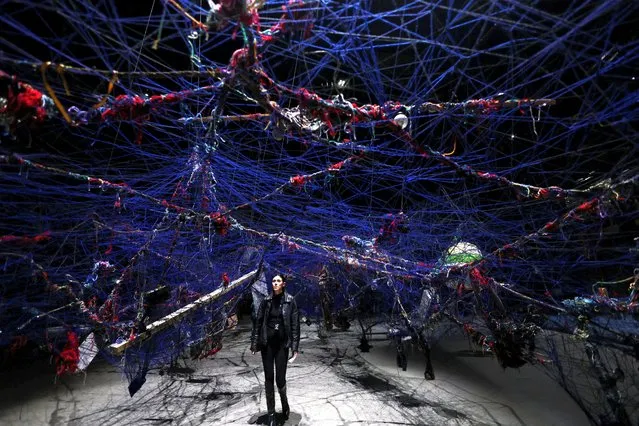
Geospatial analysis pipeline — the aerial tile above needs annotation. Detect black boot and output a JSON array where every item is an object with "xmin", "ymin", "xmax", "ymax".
[
  {"xmin": 278, "ymin": 385, "xmax": 290, "ymax": 420},
  {"xmin": 265, "ymin": 385, "xmax": 276, "ymax": 426},
  {"xmin": 266, "ymin": 414, "xmax": 276, "ymax": 426}
]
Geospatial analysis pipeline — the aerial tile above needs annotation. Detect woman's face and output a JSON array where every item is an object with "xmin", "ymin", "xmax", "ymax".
[{"xmin": 272, "ymin": 275, "xmax": 285, "ymax": 294}]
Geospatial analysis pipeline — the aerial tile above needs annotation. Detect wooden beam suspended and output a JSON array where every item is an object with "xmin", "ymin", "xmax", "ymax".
[{"xmin": 108, "ymin": 269, "xmax": 258, "ymax": 356}]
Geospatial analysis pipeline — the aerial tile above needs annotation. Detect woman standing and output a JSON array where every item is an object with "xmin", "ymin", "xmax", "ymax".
[{"xmin": 251, "ymin": 274, "xmax": 300, "ymax": 426}]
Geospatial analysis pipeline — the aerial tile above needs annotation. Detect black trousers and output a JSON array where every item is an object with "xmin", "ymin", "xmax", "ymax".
[{"xmin": 261, "ymin": 334, "xmax": 289, "ymax": 390}]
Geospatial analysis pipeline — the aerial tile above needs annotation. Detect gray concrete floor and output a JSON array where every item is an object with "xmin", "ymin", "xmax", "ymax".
[{"xmin": 0, "ymin": 322, "xmax": 589, "ymax": 425}]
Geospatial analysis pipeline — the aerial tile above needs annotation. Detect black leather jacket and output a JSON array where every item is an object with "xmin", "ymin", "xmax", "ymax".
[{"xmin": 251, "ymin": 292, "xmax": 300, "ymax": 353}]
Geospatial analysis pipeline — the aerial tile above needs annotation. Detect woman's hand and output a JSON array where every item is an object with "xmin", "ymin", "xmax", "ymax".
[{"xmin": 288, "ymin": 351, "xmax": 298, "ymax": 363}]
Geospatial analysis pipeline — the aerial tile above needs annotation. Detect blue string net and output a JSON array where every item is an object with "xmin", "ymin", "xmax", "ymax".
[{"xmin": 1, "ymin": 0, "xmax": 638, "ymax": 422}]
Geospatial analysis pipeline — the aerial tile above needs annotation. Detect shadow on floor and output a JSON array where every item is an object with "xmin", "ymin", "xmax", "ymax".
[{"xmin": 247, "ymin": 412, "xmax": 301, "ymax": 425}]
